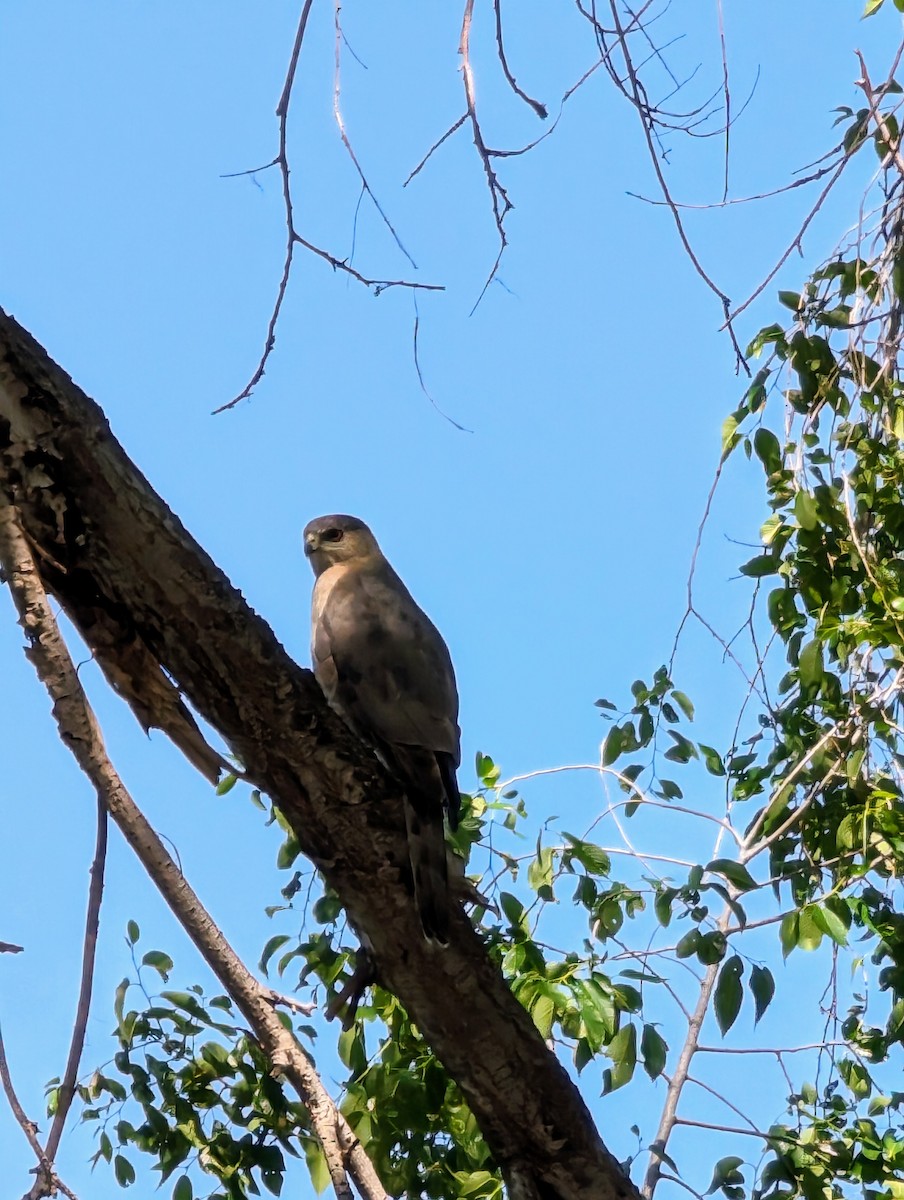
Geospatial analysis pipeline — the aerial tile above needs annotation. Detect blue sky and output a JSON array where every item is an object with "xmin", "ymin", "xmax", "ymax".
[{"xmin": 1, "ymin": 3, "xmax": 900, "ymax": 1197}]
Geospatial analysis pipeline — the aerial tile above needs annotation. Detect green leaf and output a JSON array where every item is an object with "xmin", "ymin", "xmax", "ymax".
[
  {"xmin": 721, "ymin": 411, "xmax": 742, "ymax": 455},
  {"xmin": 797, "ymin": 905, "xmax": 824, "ymax": 951},
  {"xmin": 476, "ymin": 752, "xmax": 501, "ymax": 785},
  {"xmin": 798, "ymin": 639, "xmax": 824, "ymax": 688},
  {"xmin": 706, "ymin": 1156, "xmax": 745, "ymax": 1196},
  {"xmin": 793, "ymin": 490, "xmax": 819, "ymax": 530},
  {"xmin": 810, "ymin": 904, "xmax": 848, "ymax": 947},
  {"xmin": 500, "ymin": 892, "xmax": 528, "ymax": 933},
  {"xmin": 574, "ymin": 1037, "xmax": 593, "ymax": 1074},
  {"xmin": 778, "ymin": 289, "xmax": 804, "ymax": 311},
  {"xmin": 172, "ymin": 1177, "xmax": 194, "ymax": 1200},
  {"xmin": 753, "ymin": 427, "xmax": 782, "ymax": 474},
  {"xmin": 641, "ymin": 1024, "xmax": 668, "ymax": 1079},
  {"xmin": 671, "ymin": 691, "xmax": 695, "ymax": 720},
  {"xmin": 276, "ymin": 835, "xmax": 301, "ymax": 870},
  {"xmin": 862, "ymin": 0, "xmax": 884, "ymax": 14},
  {"xmin": 749, "ymin": 965, "xmax": 775, "ymax": 1025},
  {"xmin": 114, "ymin": 978, "xmax": 130, "ymax": 1027},
  {"xmin": 126, "ymin": 921, "xmax": 140, "ymax": 947},
  {"xmin": 140, "ymin": 951, "xmax": 174, "ymax": 981},
  {"xmin": 697, "ymin": 931, "xmax": 728, "ymax": 966},
  {"xmin": 839, "ymin": 1057, "xmax": 871, "ymax": 1099},
  {"xmin": 573, "ymin": 978, "xmax": 617, "ymax": 1046},
  {"xmin": 602, "ymin": 726, "xmax": 624, "ymax": 765},
  {"xmin": 706, "ymin": 859, "xmax": 757, "ymax": 892},
  {"xmin": 714, "ymin": 955, "xmax": 744, "ymax": 1035},
  {"xmin": 655, "ymin": 887, "xmax": 677, "ymax": 928},
  {"xmin": 657, "ymin": 778, "xmax": 684, "ymax": 801},
  {"xmin": 531, "ymin": 993, "xmax": 556, "ymax": 1039},
  {"xmin": 663, "ymin": 731, "xmax": 697, "ymax": 764},
  {"xmin": 738, "ymin": 553, "xmax": 780, "ymax": 578},
  {"xmin": 114, "ymin": 1154, "xmax": 136, "ymax": 1187},
  {"xmin": 603, "ymin": 1023, "xmax": 637, "ymax": 1092},
  {"xmin": 675, "ymin": 929, "xmax": 700, "ymax": 959},
  {"xmin": 699, "ymin": 744, "xmax": 725, "ymax": 776},
  {"xmin": 780, "ymin": 912, "xmax": 799, "ymax": 958},
  {"xmin": 259, "ymin": 935, "xmax": 291, "ymax": 977},
  {"xmin": 563, "ymin": 835, "xmax": 611, "ymax": 876},
  {"xmin": 527, "ymin": 846, "xmax": 555, "ymax": 894},
  {"xmin": 303, "ymin": 1140, "xmax": 331, "ymax": 1194},
  {"xmin": 215, "ymin": 772, "xmax": 237, "ymax": 795}
]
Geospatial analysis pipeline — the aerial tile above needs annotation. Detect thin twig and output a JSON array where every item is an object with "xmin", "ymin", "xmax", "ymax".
[
  {"xmin": 722, "ymin": 156, "xmax": 852, "ymax": 327},
  {"xmin": 674, "ymin": 1117, "xmax": 779, "ymax": 1141},
  {"xmin": 697, "ymin": 1041, "xmax": 847, "ymax": 1055},
  {"xmin": 0, "ymin": 1023, "xmax": 79, "ymax": 1200},
  {"xmin": 492, "ymin": 0, "xmax": 548, "ymax": 118},
  {"xmin": 43, "ymin": 796, "xmax": 108, "ymax": 1165},
  {"xmin": 627, "ymin": 155, "xmax": 843, "ymax": 210},
  {"xmin": 404, "ymin": 114, "xmax": 468, "ymax": 187},
  {"xmin": 605, "ymin": 0, "xmax": 749, "ymax": 374},
  {"xmin": 333, "ymin": 0, "xmax": 417, "ymax": 267},
  {"xmin": 217, "ymin": 0, "xmax": 314, "ymax": 412},
  {"xmin": 412, "ymin": 301, "xmax": 472, "ymax": 432},
  {"xmin": 716, "ymin": 0, "xmax": 730, "ymax": 203},
  {"xmin": 460, "ymin": 0, "xmax": 513, "ymax": 310}
]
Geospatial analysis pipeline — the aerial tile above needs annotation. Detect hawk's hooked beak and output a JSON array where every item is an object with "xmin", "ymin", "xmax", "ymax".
[{"xmin": 303, "ymin": 532, "xmax": 318, "ymax": 557}]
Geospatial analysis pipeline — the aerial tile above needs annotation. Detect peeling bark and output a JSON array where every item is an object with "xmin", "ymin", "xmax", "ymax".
[{"xmin": 0, "ymin": 307, "xmax": 638, "ymax": 1200}]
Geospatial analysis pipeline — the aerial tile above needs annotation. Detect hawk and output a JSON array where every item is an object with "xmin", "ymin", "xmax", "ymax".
[{"xmin": 303, "ymin": 514, "xmax": 461, "ymax": 943}]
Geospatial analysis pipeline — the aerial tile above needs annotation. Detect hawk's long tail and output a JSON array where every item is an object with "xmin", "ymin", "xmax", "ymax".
[{"xmin": 403, "ymin": 791, "xmax": 450, "ymax": 944}]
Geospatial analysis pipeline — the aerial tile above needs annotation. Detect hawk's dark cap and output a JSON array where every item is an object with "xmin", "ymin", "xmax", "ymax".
[{"xmin": 303, "ymin": 514, "xmax": 369, "ymax": 539}]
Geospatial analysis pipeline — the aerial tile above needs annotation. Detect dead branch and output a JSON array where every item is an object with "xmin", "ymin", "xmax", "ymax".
[{"xmin": 42, "ymin": 796, "xmax": 107, "ymax": 1168}]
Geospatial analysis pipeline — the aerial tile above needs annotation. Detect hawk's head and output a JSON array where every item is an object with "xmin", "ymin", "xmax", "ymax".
[{"xmin": 303, "ymin": 514, "xmax": 382, "ymax": 575}]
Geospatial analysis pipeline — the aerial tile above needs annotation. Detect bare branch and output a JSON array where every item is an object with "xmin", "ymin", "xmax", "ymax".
[
  {"xmin": 412, "ymin": 303, "xmax": 473, "ymax": 432},
  {"xmin": 404, "ymin": 114, "xmax": 468, "ymax": 187},
  {"xmin": 603, "ymin": 1, "xmax": 749, "ymax": 374},
  {"xmin": 459, "ymin": 0, "xmax": 513, "ymax": 306},
  {"xmin": 294, "ymin": 235, "xmax": 441, "ymax": 296},
  {"xmin": 43, "ymin": 796, "xmax": 107, "ymax": 1165},
  {"xmin": 332, "ymin": 0, "xmax": 417, "ymax": 267},
  {"xmin": 0, "ymin": 1023, "xmax": 79, "ymax": 1200},
  {"xmin": 492, "ymin": 0, "xmax": 548, "ymax": 118},
  {"xmin": 220, "ymin": 0, "xmax": 441, "ymax": 412},
  {"xmin": 641, "ymin": 904, "xmax": 731, "ymax": 1198}
]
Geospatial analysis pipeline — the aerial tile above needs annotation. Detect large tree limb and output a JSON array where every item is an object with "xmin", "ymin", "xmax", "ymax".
[{"xmin": 0, "ymin": 307, "xmax": 637, "ymax": 1200}]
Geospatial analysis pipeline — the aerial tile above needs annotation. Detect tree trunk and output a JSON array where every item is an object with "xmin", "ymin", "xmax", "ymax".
[{"xmin": 0, "ymin": 307, "xmax": 638, "ymax": 1200}]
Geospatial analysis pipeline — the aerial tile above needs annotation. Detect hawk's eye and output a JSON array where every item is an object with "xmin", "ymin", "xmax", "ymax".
[{"xmin": 323, "ymin": 528, "xmax": 344, "ymax": 543}]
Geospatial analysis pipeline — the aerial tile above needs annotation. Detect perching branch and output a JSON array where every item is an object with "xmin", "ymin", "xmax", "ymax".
[{"xmin": 0, "ymin": 307, "xmax": 638, "ymax": 1200}]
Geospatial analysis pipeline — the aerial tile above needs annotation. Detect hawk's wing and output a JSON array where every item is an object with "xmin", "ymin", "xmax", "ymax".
[
  {"xmin": 311, "ymin": 560, "xmax": 461, "ymax": 941},
  {"xmin": 312, "ymin": 562, "xmax": 460, "ymax": 764}
]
